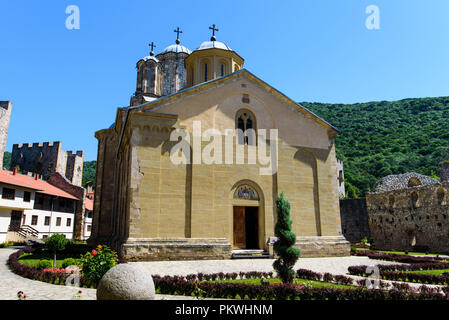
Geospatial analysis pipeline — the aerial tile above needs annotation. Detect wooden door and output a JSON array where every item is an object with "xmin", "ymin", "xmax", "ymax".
[
  {"xmin": 233, "ymin": 206, "xmax": 246, "ymax": 248},
  {"xmin": 10, "ymin": 210, "xmax": 22, "ymax": 230}
]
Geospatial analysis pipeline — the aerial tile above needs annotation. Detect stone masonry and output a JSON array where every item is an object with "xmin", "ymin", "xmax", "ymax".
[
  {"xmin": 10, "ymin": 141, "xmax": 84, "ymax": 186},
  {"xmin": 367, "ymin": 169, "xmax": 449, "ymax": 253},
  {"xmin": 0, "ymin": 101, "xmax": 12, "ymax": 169},
  {"xmin": 339, "ymin": 198, "xmax": 370, "ymax": 243}
]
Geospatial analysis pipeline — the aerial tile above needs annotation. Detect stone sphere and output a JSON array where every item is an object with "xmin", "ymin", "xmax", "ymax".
[{"xmin": 96, "ymin": 263, "xmax": 155, "ymax": 300}]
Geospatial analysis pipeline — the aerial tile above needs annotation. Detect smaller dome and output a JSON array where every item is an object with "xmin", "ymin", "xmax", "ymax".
[
  {"xmin": 141, "ymin": 55, "xmax": 159, "ymax": 63},
  {"xmin": 159, "ymin": 44, "xmax": 192, "ymax": 55},
  {"xmin": 196, "ymin": 41, "xmax": 233, "ymax": 51}
]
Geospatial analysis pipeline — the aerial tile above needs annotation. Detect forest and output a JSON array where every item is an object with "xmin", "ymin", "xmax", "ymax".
[{"xmin": 302, "ymin": 96, "xmax": 449, "ymax": 198}]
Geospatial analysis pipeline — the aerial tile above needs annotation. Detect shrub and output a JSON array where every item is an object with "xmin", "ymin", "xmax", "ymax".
[
  {"xmin": 62, "ymin": 258, "xmax": 78, "ymax": 268},
  {"xmin": 323, "ymin": 273, "xmax": 334, "ymax": 282},
  {"xmin": 273, "ymin": 192, "xmax": 300, "ymax": 284},
  {"xmin": 37, "ymin": 259, "xmax": 53, "ymax": 270},
  {"xmin": 80, "ymin": 244, "xmax": 118, "ymax": 284},
  {"xmin": 351, "ymin": 247, "xmax": 358, "ymax": 254}
]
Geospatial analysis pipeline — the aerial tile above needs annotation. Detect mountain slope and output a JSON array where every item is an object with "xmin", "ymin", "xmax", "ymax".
[{"xmin": 302, "ymin": 96, "xmax": 449, "ymax": 197}]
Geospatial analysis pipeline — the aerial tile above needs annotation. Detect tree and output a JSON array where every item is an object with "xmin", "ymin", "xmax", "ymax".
[
  {"xmin": 44, "ymin": 234, "xmax": 68, "ymax": 267},
  {"xmin": 272, "ymin": 192, "xmax": 300, "ymax": 284}
]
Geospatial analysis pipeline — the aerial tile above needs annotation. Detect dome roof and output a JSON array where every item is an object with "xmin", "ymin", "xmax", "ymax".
[
  {"xmin": 141, "ymin": 55, "xmax": 159, "ymax": 63},
  {"xmin": 373, "ymin": 172, "xmax": 440, "ymax": 193},
  {"xmin": 196, "ymin": 40, "xmax": 233, "ymax": 51},
  {"xmin": 159, "ymin": 44, "xmax": 192, "ymax": 55}
]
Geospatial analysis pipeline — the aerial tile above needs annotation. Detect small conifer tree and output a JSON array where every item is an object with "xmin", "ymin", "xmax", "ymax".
[{"xmin": 273, "ymin": 192, "xmax": 300, "ymax": 284}]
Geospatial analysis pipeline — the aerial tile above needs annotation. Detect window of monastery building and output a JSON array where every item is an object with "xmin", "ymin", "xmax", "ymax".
[
  {"xmin": 31, "ymin": 215, "xmax": 38, "ymax": 225},
  {"xmin": 2, "ymin": 187, "xmax": 15, "ymax": 200},
  {"xmin": 23, "ymin": 191, "xmax": 31, "ymax": 202},
  {"xmin": 44, "ymin": 216, "xmax": 50, "ymax": 226},
  {"xmin": 67, "ymin": 218, "xmax": 71, "ymax": 227},
  {"xmin": 56, "ymin": 217, "xmax": 61, "ymax": 226}
]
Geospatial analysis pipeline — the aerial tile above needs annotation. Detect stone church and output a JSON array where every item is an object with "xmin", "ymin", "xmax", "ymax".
[{"xmin": 89, "ymin": 27, "xmax": 350, "ymax": 260}]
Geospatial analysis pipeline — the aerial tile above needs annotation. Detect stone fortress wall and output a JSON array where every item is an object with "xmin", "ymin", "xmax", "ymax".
[
  {"xmin": 10, "ymin": 141, "xmax": 84, "ymax": 186},
  {"xmin": 0, "ymin": 101, "xmax": 12, "ymax": 169},
  {"xmin": 366, "ymin": 163, "xmax": 449, "ymax": 253}
]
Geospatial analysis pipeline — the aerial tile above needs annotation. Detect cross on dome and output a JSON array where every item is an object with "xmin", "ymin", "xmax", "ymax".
[
  {"xmin": 148, "ymin": 42, "xmax": 156, "ymax": 56},
  {"xmin": 174, "ymin": 27, "xmax": 183, "ymax": 44},
  {"xmin": 209, "ymin": 24, "xmax": 219, "ymax": 41}
]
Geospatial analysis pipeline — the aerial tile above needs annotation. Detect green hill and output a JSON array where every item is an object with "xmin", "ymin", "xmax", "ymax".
[{"xmin": 302, "ymin": 96, "xmax": 449, "ymax": 198}]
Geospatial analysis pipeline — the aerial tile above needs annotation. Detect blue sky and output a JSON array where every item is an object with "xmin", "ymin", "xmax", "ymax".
[{"xmin": 0, "ymin": 1, "xmax": 448, "ymax": 160}]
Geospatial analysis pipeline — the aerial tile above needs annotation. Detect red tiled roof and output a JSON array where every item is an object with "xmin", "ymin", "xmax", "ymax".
[
  {"xmin": 85, "ymin": 196, "xmax": 93, "ymax": 211},
  {"xmin": 0, "ymin": 170, "xmax": 79, "ymax": 200}
]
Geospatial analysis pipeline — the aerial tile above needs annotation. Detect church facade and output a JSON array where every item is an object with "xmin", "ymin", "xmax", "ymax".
[{"xmin": 89, "ymin": 28, "xmax": 350, "ymax": 260}]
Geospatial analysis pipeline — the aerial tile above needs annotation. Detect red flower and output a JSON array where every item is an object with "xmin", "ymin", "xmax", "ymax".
[{"xmin": 92, "ymin": 250, "xmax": 97, "ymax": 256}]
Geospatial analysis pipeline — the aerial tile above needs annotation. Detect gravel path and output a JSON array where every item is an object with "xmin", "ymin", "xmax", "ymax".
[{"xmin": 135, "ymin": 256, "xmax": 396, "ymax": 276}]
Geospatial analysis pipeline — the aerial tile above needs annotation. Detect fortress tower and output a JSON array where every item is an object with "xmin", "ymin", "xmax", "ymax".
[{"xmin": 10, "ymin": 141, "xmax": 84, "ymax": 186}]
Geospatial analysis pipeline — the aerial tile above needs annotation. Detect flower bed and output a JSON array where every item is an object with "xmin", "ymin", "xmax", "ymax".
[
  {"xmin": 152, "ymin": 275, "xmax": 449, "ymax": 300},
  {"xmin": 9, "ymin": 248, "xmax": 96, "ymax": 288},
  {"xmin": 348, "ymin": 265, "xmax": 449, "ymax": 285},
  {"xmin": 355, "ymin": 251, "xmax": 445, "ymax": 264}
]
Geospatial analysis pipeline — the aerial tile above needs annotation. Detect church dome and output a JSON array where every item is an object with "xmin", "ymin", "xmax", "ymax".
[
  {"xmin": 159, "ymin": 44, "xmax": 192, "ymax": 55},
  {"xmin": 141, "ymin": 55, "xmax": 159, "ymax": 63},
  {"xmin": 195, "ymin": 40, "xmax": 233, "ymax": 52}
]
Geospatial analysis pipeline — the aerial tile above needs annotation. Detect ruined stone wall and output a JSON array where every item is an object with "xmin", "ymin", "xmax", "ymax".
[
  {"xmin": 0, "ymin": 101, "xmax": 12, "ymax": 169},
  {"xmin": 339, "ymin": 198, "xmax": 370, "ymax": 243},
  {"xmin": 440, "ymin": 162, "xmax": 449, "ymax": 183},
  {"xmin": 367, "ymin": 183, "xmax": 449, "ymax": 253}
]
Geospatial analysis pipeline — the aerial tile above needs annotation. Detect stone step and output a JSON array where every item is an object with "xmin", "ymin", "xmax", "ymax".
[{"xmin": 231, "ymin": 250, "xmax": 272, "ymax": 259}]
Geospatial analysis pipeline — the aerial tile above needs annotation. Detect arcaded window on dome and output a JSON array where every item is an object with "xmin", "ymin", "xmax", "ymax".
[
  {"xmin": 236, "ymin": 109, "xmax": 257, "ymax": 145},
  {"xmin": 407, "ymin": 177, "xmax": 422, "ymax": 188},
  {"xmin": 234, "ymin": 185, "xmax": 259, "ymax": 200}
]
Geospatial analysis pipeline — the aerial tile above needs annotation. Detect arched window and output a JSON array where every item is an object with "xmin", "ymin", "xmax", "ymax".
[
  {"xmin": 235, "ymin": 109, "xmax": 257, "ymax": 145},
  {"xmin": 204, "ymin": 63, "xmax": 208, "ymax": 82},
  {"xmin": 407, "ymin": 177, "xmax": 422, "ymax": 188},
  {"xmin": 221, "ymin": 64, "xmax": 224, "ymax": 76}
]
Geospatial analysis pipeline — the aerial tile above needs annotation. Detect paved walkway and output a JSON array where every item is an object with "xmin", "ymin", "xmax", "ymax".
[{"xmin": 135, "ymin": 256, "xmax": 396, "ymax": 277}]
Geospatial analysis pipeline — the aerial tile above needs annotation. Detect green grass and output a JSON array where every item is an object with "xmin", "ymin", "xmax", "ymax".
[
  {"xmin": 372, "ymin": 250, "xmax": 448, "ymax": 257},
  {"xmin": 406, "ymin": 269, "xmax": 449, "ymax": 276},
  {"xmin": 211, "ymin": 278, "xmax": 356, "ymax": 290},
  {"xmin": 18, "ymin": 253, "xmax": 81, "ymax": 268}
]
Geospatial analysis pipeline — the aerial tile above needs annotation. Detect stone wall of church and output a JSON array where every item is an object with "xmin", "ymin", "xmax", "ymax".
[
  {"xmin": 367, "ymin": 183, "xmax": 449, "ymax": 253},
  {"xmin": 89, "ymin": 129, "xmax": 118, "ymax": 242},
  {"xmin": 0, "ymin": 101, "xmax": 12, "ymax": 169},
  {"xmin": 91, "ymin": 73, "xmax": 350, "ymax": 260}
]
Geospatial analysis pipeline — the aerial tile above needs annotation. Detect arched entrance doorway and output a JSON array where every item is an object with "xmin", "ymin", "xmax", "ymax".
[{"xmin": 231, "ymin": 182, "xmax": 263, "ymax": 249}]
